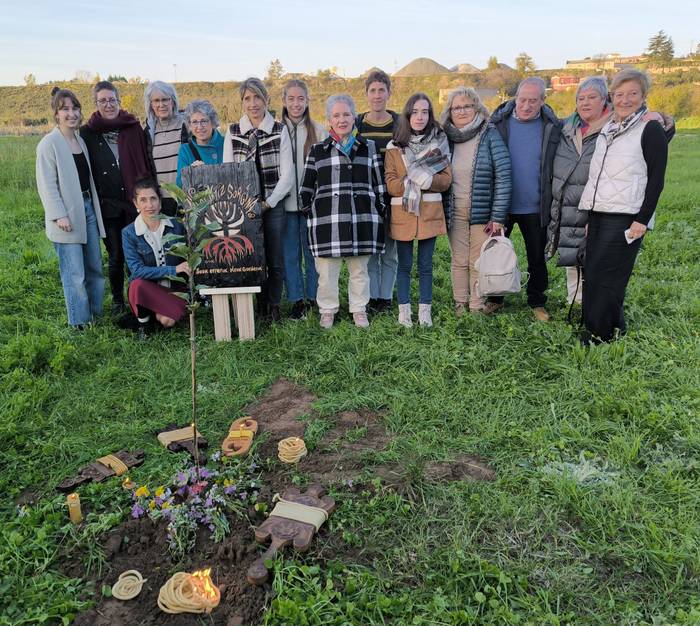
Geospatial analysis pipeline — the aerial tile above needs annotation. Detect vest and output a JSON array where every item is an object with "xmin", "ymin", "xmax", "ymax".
[
  {"xmin": 227, "ymin": 120, "xmax": 284, "ymax": 199},
  {"xmin": 579, "ymin": 118, "xmax": 648, "ymax": 217}
]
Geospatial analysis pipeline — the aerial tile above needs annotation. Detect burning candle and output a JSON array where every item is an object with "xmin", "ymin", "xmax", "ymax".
[
  {"xmin": 66, "ymin": 493, "xmax": 82, "ymax": 524},
  {"xmin": 122, "ymin": 476, "xmax": 135, "ymax": 490},
  {"xmin": 190, "ymin": 568, "xmax": 220, "ymax": 612}
]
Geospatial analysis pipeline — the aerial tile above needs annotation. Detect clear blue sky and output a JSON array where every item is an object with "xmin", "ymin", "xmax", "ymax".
[{"xmin": 1, "ymin": 0, "xmax": 697, "ymax": 85}]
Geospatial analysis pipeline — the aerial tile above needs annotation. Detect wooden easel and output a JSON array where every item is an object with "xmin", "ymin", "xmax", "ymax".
[{"xmin": 199, "ymin": 286, "xmax": 261, "ymax": 341}]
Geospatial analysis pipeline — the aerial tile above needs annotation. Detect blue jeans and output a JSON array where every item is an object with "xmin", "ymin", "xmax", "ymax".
[
  {"xmin": 53, "ymin": 198, "xmax": 104, "ymax": 326},
  {"xmin": 368, "ymin": 232, "xmax": 398, "ymax": 300},
  {"xmin": 283, "ymin": 211, "xmax": 318, "ymax": 302},
  {"xmin": 396, "ymin": 237, "xmax": 436, "ymax": 305}
]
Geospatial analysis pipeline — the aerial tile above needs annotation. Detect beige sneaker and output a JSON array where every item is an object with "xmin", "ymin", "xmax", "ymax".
[
  {"xmin": 454, "ymin": 302, "xmax": 468, "ymax": 318},
  {"xmin": 352, "ymin": 311, "xmax": 370, "ymax": 328},
  {"xmin": 532, "ymin": 306, "xmax": 550, "ymax": 322},
  {"xmin": 319, "ymin": 312, "xmax": 335, "ymax": 329}
]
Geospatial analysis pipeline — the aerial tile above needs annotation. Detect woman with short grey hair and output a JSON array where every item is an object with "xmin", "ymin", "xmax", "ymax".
[
  {"xmin": 299, "ymin": 94, "xmax": 386, "ymax": 329},
  {"xmin": 546, "ymin": 75, "xmax": 673, "ymax": 308},
  {"xmin": 176, "ymin": 99, "xmax": 224, "ymax": 187},
  {"xmin": 143, "ymin": 80, "xmax": 188, "ymax": 215}
]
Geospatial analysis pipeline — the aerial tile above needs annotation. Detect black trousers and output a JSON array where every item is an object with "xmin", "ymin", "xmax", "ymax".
[
  {"xmin": 102, "ymin": 215, "xmax": 128, "ymax": 305},
  {"xmin": 260, "ymin": 204, "xmax": 285, "ymax": 307},
  {"xmin": 491, "ymin": 213, "xmax": 548, "ymax": 308},
  {"xmin": 583, "ymin": 212, "xmax": 642, "ymax": 342}
]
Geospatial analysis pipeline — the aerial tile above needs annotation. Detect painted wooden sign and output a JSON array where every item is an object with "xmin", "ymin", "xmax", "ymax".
[{"xmin": 182, "ymin": 162, "xmax": 266, "ymax": 288}]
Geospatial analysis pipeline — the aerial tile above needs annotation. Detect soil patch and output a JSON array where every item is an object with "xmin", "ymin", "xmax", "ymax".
[
  {"xmin": 70, "ymin": 514, "xmax": 267, "ymax": 626},
  {"xmin": 374, "ymin": 454, "xmax": 496, "ymax": 489}
]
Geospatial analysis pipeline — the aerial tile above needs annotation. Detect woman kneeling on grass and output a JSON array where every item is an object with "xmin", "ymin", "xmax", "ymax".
[
  {"xmin": 384, "ymin": 93, "xmax": 452, "ymax": 327},
  {"xmin": 121, "ymin": 178, "xmax": 191, "ymax": 339},
  {"xmin": 36, "ymin": 87, "xmax": 106, "ymax": 329},
  {"xmin": 299, "ymin": 94, "xmax": 386, "ymax": 329}
]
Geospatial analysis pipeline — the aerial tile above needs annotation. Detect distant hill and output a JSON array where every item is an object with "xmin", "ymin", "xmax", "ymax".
[
  {"xmin": 450, "ymin": 63, "xmax": 481, "ymax": 74},
  {"xmin": 394, "ymin": 58, "xmax": 451, "ymax": 77}
]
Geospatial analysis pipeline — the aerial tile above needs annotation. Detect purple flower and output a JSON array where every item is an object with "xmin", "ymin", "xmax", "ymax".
[
  {"xmin": 224, "ymin": 485, "xmax": 237, "ymax": 495},
  {"xmin": 175, "ymin": 471, "xmax": 187, "ymax": 485},
  {"xmin": 239, "ymin": 492, "xmax": 248, "ymax": 500},
  {"xmin": 177, "ymin": 486, "xmax": 187, "ymax": 497},
  {"xmin": 208, "ymin": 524, "xmax": 215, "ymax": 531},
  {"xmin": 131, "ymin": 503, "xmax": 145, "ymax": 519},
  {"xmin": 249, "ymin": 462, "xmax": 257, "ymax": 471},
  {"xmin": 199, "ymin": 468, "xmax": 212, "ymax": 479},
  {"xmin": 211, "ymin": 451, "xmax": 221, "ymax": 462},
  {"xmin": 205, "ymin": 496, "xmax": 213, "ymax": 508}
]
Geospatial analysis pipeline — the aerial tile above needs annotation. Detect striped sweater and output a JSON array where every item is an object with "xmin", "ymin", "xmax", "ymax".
[{"xmin": 150, "ymin": 118, "xmax": 186, "ymax": 196}]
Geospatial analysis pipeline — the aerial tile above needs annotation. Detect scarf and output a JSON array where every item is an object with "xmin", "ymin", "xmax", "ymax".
[
  {"xmin": 329, "ymin": 127, "xmax": 357, "ymax": 157},
  {"xmin": 396, "ymin": 128, "xmax": 450, "ymax": 216},
  {"xmin": 442, "ymin": 114, "xmax": 486, "ymax": 144},
  {"xmin": 604, "ymin": 105, "xmax": 648, "ymax": 144},
  {"xmin": 567, "ymin": 107, "xmax": 612, "ymax": 154},
  {"xmin": 86, "ymin": 110, "xmax": 152, "ymax": 200}
]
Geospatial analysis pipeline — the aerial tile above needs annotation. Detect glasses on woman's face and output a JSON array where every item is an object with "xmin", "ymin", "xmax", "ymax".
[
  {"xmin": 97, "ymin": 98, "xmax": 118, "ymax": 106},
  {"xmin": 451, "ymin": 104, "xmax": 476, "ymax": 114},
  {"xmin": 190, "ymin": 119, "xmax": 211, "ymax": 126},
  {"xmin": 151, "ymin": 97, "xmax": 172, "ymax": 105}
]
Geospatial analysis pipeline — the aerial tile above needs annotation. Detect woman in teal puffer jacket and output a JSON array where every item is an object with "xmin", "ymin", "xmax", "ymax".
[{"xmin": 440, "ymin": 87, "xmax": 511, "ymax": 315}]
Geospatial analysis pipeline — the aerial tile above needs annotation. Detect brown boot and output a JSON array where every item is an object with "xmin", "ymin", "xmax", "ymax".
[{"xmin": 532, "ymin": 307, "xmax": 550, "ymax": 322}]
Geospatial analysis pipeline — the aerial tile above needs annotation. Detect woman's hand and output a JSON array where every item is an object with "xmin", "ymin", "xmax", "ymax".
[
  {"xmin": 55, "ymin": 217, "xmax": 72, "ymax": 232},
  {"xmin": 491, "ymin": 222, "xmax": 504, "ymax": 235},
  {"xmin": 628, "ymin": 221, "xmax": 647, "ymax": 240},
  {"xmin": 191, "ymin": 160, "xmax": 205, "ymax": 167},
  {"xmin": 176, "ymin": 261, "xmax": 192, "ymax": 276},
  {"xmin": 642, "ymin": 111, "xmax": 664, "ymax": 124}
]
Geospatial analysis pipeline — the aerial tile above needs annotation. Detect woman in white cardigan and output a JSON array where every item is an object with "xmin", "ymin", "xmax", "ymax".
[{"xmin": 36, "ymin": 88, "xmax": 106, "ymax": 328}]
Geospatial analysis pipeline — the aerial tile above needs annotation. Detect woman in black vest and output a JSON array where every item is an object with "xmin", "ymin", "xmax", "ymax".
[{"xmin": 223, "ymin": 77, "xmax": 294, "ymax": 321}]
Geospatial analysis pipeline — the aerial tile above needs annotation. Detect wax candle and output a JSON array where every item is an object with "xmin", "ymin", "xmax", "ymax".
[{"xmin": 66, "ymin": 493, "xmax": 83, "ymax": 524}]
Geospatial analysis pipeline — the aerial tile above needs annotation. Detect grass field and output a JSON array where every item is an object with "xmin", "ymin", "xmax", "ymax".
[{"xmin": 0, "ymin": 132, "xmax": 699, "ymax": 625}]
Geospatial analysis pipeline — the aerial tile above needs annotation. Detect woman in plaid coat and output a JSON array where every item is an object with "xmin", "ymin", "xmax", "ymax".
[{"xmin": 299, "ymin": 94, "xmax": 386, "ymax": 329}]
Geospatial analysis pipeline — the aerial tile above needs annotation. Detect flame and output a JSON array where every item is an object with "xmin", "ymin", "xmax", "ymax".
[{"xmin": 191, "ymin": 568, "xmax": 218, "ymax": 600}]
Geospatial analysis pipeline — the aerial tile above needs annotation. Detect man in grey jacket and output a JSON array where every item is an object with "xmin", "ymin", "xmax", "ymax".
[{"xmin": 487, "ymin": 77, "xmax": 561, "ymax": 321}]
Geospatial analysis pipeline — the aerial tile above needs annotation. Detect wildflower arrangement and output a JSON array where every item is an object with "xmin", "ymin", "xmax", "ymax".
[{"xmin": 130, "ymin": 453, "xmax": 261, "ymax": 559}]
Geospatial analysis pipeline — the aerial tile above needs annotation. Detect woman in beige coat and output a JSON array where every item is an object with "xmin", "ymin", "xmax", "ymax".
[{"xmin": 384, "ymin": 93, "xmax": 452, "ymax": 327}]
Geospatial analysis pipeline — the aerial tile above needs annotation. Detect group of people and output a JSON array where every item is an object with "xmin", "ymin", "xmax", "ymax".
[{"xmin": 36, "ymin": 67, "xmax": 672, "ymax": 343}]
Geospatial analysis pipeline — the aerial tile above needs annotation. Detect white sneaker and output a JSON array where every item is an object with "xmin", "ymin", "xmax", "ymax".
[
  {"xmin": 352, "ymin": 311, "xmax": 369, "ymax": 328},
  {"xmin": 418, "ymin": 303, "xmax": 432, "ymax": 327},
  {"xmin": 319, "ymin": 312, "xmax": 334, "ymax": 329},
  {"xmin": 398, "ymin": 303, "xmax": 412, "ymax": 328}
]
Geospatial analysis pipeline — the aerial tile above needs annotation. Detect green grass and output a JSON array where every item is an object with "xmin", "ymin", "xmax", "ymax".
[{"xmin": 0, "ymin": 133, "xmax": 699, "ymax": 625}]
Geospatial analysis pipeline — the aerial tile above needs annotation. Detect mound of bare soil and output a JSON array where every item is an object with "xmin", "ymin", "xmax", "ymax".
[{"xmin": 70, "ymin": 378, "xmax": 495, "ymax": 624}]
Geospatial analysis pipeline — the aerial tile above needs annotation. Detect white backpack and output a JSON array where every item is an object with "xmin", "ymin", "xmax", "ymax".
[{"xmin": 475, "ymin": 235, "xmax": 522, "ymax": 297}]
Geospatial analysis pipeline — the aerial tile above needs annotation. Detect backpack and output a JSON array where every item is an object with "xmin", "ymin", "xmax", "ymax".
[{"xmin": 474, "ymin": 235, "xmax": 522, "ymax": 297}]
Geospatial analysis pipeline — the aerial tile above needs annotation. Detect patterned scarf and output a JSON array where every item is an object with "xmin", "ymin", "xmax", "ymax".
[
  {"xmin": 604, "ymin": 105, "xmax": 648, "ymax": 144},
  {"xmin": 329, "ymin": 127, "xmax": 357, "ymax": 157},
  {"xmin": 442, "ymin": 114, "xmax": 486, "ymax": 144},
  {"xmin": 398, "ymin": 128, "xmax": 451, "ymax": 216}
]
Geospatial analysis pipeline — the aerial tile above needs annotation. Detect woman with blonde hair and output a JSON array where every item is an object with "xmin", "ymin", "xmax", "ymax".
[
  {"xmin": 578, "ymin": 69, "xmax": 670, "ymax": 343},
  {"xmin": 281, "ymin": 79, "xmax": 328, "ymax": 319},
  {"xmin": 223, "ymin": 77, "xmax": 294, "ymax": 321},
  {"xmin": 440, "ymin": 86, "xmax": 511, "ymax": 315}
]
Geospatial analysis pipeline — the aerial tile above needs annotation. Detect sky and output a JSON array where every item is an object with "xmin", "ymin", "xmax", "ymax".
[{"xmin": 0, "ymin": 0, "xmax": 698, "ymax": 86}]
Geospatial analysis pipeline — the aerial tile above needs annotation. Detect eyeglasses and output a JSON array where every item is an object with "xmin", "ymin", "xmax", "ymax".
[
  {"xmin": 451, "ymin": 105, "xmax": 476, "ymax": 113},
  {"xmin": 151, "ymin": 97, "xmax": 172, "ymax": 105},
  {"xmin": 190, "ymin": 119, "xmax": 211, "ymax": 126},
  {"xmin": 96, "ymin": 98, "xmax": 118, "ymax": 106}
]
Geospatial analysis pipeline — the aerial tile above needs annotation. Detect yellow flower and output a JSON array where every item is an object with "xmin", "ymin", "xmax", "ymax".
[
  {"xmin": 135, "ymin": 486, "xmax": 150, "ymax": 498},
  {"xmin": 161, "ymin": 501, "xmax": 170, "ymax": 510},
  {"xmin": 155, "ymin": 486, "xmax": 165, "ymax": 497},
  {"xmin": 149, "ymin": 500, "xmax": 156, "ymax": 510}
]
